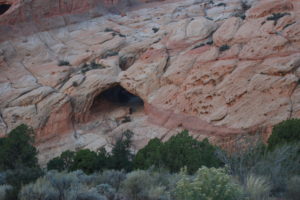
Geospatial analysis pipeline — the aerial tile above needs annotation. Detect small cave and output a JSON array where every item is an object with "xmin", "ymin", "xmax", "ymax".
[
  {"xmin": 0, "ymin": 4, "xmax": 11, "ymax": 15},
  {"xmin": 89, "ymin": 85, "xmax": 144, "ymax": 123}
]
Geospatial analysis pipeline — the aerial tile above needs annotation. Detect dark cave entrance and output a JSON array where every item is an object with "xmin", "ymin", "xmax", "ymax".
[
  {"xmin": 90, "ymin": 85, "xmax": 144, "ymax": 117},
  {"xmin": 0, "ymin": 4, "xmax": 11, "ymax": 15}
]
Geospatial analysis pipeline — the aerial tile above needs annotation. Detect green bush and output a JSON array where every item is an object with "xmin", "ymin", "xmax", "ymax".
[
  {"xmin": 70, "ymin": 149, "xmax": 99, "ymax": 174},
  {"xmin": 47, "ymin": 157, "xmax": 65, "ymax": 172},
  {"xmin": 47, "ymin": 130, "xmax": 133, "ymax": 173},
  {"xmin": 175, "ymin": 167, "xmax": 243, "ymax": 200},
  {"xmin": 109, "ymin": 130, "xmax": 134, "ymax": 172},
  {"xmin": 48, "ymin": 148, "xmax": 110, "ymax": 174},
  {"xmin": 133, "ymin": 138, "xmax": 163, "ymax": 170},
  {"xmin": 244, "ymin": 174, "xmax": 271, "ymax": 200},
  {"xmin": 134, "ymin": 130, "xmax": 222, "ymax": 174},
  {"xmin": 268, "ymin": 119, "xmax": 300, "ymax": 150},
  {"xmin": 163, "ymin": 130, "xmax": 222, "ymax": 173},
  {"xmin": 286, "ymin": 176, "xmax": 300, "ymax": 200},
  {"xmin": 0, "ymin": 124, "xmax": 38, "ymax": 170}
]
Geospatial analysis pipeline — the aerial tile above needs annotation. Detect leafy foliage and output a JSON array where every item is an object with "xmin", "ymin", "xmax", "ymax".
[
  {"xmin": 133, "ymin": 138, "xmax": 163, "ymax": 170},
  {"xmin": 109, "ymin": 130, "xmax": 134, "ymax": 172},
  {"xmin": 0, "ymin": 124, "xmax": 38, "ymax": 170},
  {"xmin": 70, "ymin": 149, "xmax": 99, "ymax": 174},
  {"xmin": 47, "ymin": 130, "xmax": 133, "ymax": 173},
  {"xmin": 175, "ymin": 167, "xmax": 243, "ymax": 200},
  {"xmin": 268, "ymin": 119, "xmax": 300, "ymax": 150},
  {"xmin": 47, "ymin": 150, "xmax": 75, "ymax": 171},
  {"xmin": 162, "ymin": 131, "xmax": 222, "ymax": 173},
  {"xmin": 0, "ymin": 125, "xmax": 42, "ymax": 200},
  {"xmin": 134, "ymin": 130, "xmax": 222, "ymax": 174}
]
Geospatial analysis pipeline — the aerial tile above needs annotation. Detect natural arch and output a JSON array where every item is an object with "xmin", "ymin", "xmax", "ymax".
[{"xmin": 0, "ymin": 4, "xmax": 11, "ymax": 15}]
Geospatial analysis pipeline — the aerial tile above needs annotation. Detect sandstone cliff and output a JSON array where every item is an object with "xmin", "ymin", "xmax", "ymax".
[{"xmin": 0, "ymin": 0, "xmax": 300, "ymax": 164}]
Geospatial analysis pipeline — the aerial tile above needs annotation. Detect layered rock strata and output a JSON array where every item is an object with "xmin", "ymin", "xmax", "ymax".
[{"xmin": 0, "ymin": 0, "xmax": 300, "ymax": 164}]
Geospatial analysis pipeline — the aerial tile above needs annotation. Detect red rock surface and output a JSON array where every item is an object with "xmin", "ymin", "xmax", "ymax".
[{"xmin": 0, "ymin": 0, "xmax": 300, "ymax": 164}]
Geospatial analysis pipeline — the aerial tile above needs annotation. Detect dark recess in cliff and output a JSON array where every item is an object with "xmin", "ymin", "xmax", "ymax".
[
  {"xmin": 0, "ymin": 4, "xmax": 11, "ymax": 15},
  {"xmin": 91, "ymin": 85, "xmax": 143, "ymax": 114}
]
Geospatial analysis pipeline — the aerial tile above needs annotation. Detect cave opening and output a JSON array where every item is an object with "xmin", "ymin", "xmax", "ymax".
[
  {"xmin": 90, "ymin": 85, "xmax": 144, "ymax": 118},
  {"xmin": 0, "ymin": 4, "xmax": 11, "ymax": 15}
]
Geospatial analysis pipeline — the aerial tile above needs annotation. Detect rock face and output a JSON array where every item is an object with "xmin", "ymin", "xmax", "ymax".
[{"xmin": 1, "ymin": 0, "xmax": 300, "ymax": 164}]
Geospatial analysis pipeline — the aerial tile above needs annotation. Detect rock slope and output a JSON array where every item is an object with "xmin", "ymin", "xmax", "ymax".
[{"xmin": 0, "ymin": 0, "xmax": 300, "ymax": 164}]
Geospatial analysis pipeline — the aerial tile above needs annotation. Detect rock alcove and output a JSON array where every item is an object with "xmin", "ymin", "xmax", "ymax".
[
  {"xmin": 0, "ymin": 4, "xmax": 11, "ymax": 15},
  {"xmin": 89, "ymin": 85, "xmax": 144, "ymax": 122}
]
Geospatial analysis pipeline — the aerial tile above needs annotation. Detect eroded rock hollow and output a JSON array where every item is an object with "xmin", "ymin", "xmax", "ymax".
[{"xmin": 1, "ymin": 0, "xmax": 300, "ymax": 164}]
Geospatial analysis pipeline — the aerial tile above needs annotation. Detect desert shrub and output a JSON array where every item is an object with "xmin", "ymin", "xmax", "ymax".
[
  {"xmin": 0, "ymin": 173, "xmax": 6, "ymax": 185},
  {"xmin": 266, "ymin": 13, "xmax": 290, "ymax": 25},
  {"xmin": 175, "ymin": 167, "xmax": 243, "ymax": 200},
  {"xmin": 268, "ymin": 119, "xmax": 300, "ymax": 150},
  {"xmin": 109, "ymin": 130, "xmax": 134, "ymax": 172},
  {"xmin": 0, "ymin": 124, "xmax": 39, "ymax": 170},
  {"xmin": 64, "ymin": 187, "xmax": 106, "ymax": 200},
  {"xmin": 0, "ymin": 185, "xmax": 12, "ymax": 200},
  {"xmin": 286, "ymin": 176, "xmax": 300, "ymax": 200},
  {"xmin": 3, "ymin": 166, "xmax": 43, "ymax": 200},
  {"xmin": 19, "ymin": 178, "xmax": 59, "ymax": 200},
  {"xmin": 101, "ymin": 51, "xmax": 118, "ymax": 59},
  {"xmin": 241, "ymin": 0, "xmax": 251, "ymax": 11},
  {"xmin": 97, "ymin": 170, "xmax": 126, "ymax": 191},
  {"xmin": 96, "ymin": 184, "xmax": 120, "ymax": 200},
  {"xmin": 216, "ymin": 3, "xmax": 226, "ymax": 7},
  {"xmin": 219, "ymin": 44, "xmax": 230, "ymax": 52},
  {"xmin": 58, "ymin": 60, "xmax": 70, "ymax": 66},
  {"xmin": 217, "ymin": 133, "xmax": 300, "ymax": 198},
  {"xmin": 120, "ymin": 170, "xmax": 170, "ymax": 200},
  {"xmin": 20, "ymin": 171, "xmax": 107, "ymax": 200},
  {"xmin": 120, "ymin": 170, "xmax": 152, "ymax": 200},
  {"xmin": 244, "ymin": 174, "xmax": 271, "ymax": 200},
  {"xmin": 252, "ymin": 144, "xmax": 300, "ymax": 195},
  {"xmin": 161, "ymin": 130, "xmax": 222, "ymax": 174},
  {"xmin": 81, "ymin": 62, "xmax": 105, "ymax": 73},
  {"xmin": 216, "ymin": 135, "xmax": 267, "ymax": 183}
]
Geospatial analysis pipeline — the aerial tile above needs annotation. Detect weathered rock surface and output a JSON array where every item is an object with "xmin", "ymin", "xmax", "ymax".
[{"xmin": 1, "ymin": 0, "xmax": 300, "ymax": 164}]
